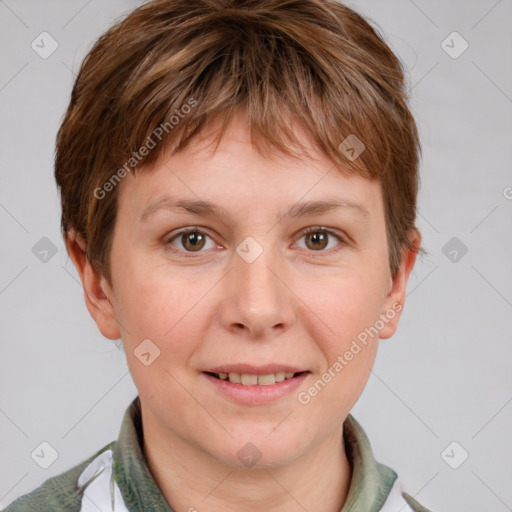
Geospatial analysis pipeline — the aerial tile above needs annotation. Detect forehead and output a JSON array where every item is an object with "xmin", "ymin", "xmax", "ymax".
[{"xmin": 117, "ymin": 111, "xmax": 384, "ymax": 222}]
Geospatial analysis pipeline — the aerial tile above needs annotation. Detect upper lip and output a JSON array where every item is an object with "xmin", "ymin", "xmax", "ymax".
[{"xmin": 204, "ymin": 364, "xmax": 308, "ymax": 375}]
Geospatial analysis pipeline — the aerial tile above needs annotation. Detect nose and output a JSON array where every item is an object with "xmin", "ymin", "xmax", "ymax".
[{"xmin": 219, "ymin": 242, "xmax": 296, "ymax": 339}]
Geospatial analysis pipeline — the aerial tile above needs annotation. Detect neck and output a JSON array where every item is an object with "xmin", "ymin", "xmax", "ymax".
[{"xmin": 141, "ymin": 409, "xmax": 352, "ymax": 512}]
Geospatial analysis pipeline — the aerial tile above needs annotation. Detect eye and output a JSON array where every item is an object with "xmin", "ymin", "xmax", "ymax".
[
  {"xmin": 165, "ymin": 226, "xmax": 347, "ymax": 258},
  {"xmin": 295, "ymin": 227, "xmax": 346, "ymax": 254},
  {"xmin": 166, "ymin": 227, "xmax": 217, "ymax": 256}
]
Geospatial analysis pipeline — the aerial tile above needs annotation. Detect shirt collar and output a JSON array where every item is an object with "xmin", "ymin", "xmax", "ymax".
[
  {"xmin": 113, "ymin": 396, "xmax": 173, "ymax": 511},
  {"xmin": 340, "ymin": 414, "xmax": 398, "ymax": 511},
  {"xmin": 113, "ymin": 396, "xmax": 397, "ymax": 512}
]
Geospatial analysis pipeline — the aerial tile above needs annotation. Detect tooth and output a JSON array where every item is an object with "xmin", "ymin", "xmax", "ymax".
[
  {"xmin": 228, "ymin": 372, "xmax": 241, "ymax": 383},
  {"xmin": 221, "ymin": 371, "xmax": 300, "ymax": 385},
  {"xmin": 258, "ymin": 374, "xmax": 276, "ymax": 386},
  {"xmin": 274, "ymin": 372, "xmax": 286, "ymax": 383},
  {"xmin": 241, "ymin": 373, "xmax": 258, "ymax": 385}
]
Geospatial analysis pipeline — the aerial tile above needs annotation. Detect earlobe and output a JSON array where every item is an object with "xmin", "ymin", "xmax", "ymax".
[
  {"xmin": 379, "ymin": 229, "xmax": 422, "ymax": 339},
  {"xmin": 65, "ymin": 229, "xmax": 121, "ymax": 340}
]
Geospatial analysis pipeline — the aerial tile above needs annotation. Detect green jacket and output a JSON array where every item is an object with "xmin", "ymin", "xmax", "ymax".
[{"xmin": 2, "ymin": 396, "xmax": 432, "ymax": 512}]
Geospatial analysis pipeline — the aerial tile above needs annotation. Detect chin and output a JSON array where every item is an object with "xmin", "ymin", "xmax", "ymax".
[{"xmin": 210, "ymin": 434, "xmax": 305, "ymax": 471}]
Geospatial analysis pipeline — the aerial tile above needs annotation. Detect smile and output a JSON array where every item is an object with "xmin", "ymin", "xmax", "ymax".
[{"xmin": 201, "ymin": 370, "xmax": 310, "ymax": 405}]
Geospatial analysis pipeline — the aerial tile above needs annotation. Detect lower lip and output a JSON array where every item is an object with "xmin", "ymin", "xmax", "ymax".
[{"xmin": 201, "ymin": 372, "xmax": 310, "ymax": 405}]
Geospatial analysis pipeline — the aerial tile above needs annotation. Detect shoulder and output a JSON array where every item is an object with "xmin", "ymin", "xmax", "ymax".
[{"xmin": 2, "ymin": 441, "xmax": 115, "ymax": 512}]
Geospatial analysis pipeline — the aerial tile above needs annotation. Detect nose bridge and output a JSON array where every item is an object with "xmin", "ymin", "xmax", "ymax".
[{"xmin": 222, "ymin": 236, "xmax": 293, "ymax": 335}]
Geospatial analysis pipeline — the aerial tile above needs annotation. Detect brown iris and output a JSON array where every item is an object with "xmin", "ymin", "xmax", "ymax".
[
  {"xmin": 181, "ymin": 231, "xmax": 206, "ymax": 251},
  {"xmin": 304, "ymin": 230, "xmax": 329, "ymax": 251}
]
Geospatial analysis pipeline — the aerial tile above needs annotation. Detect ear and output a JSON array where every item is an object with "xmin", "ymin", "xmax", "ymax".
[
  {"xmin": 65, "ymin": 229, "xmax": 121, "ymax": 340},
  {"xmin": 379, "ymin": 229, "xmax": 421, "ymax": 339}
]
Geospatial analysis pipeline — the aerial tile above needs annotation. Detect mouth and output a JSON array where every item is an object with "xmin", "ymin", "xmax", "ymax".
[{"xmin": 203, "ymin": 371, "xmax": 308, "ymax": 386}]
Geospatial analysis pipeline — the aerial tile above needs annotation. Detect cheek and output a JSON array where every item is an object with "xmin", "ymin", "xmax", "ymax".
[
  {"xmin": 311, "ymin": 268, "xmax": 387, "ymax": 337},
  {"xmin": 301, "ymin": 266, "xmax": 386, "ymax": 392},
  {"xmin": 111, "ymin": 245, "xmax": 190, "ymax": 336},
  {"xmin": 115, "ymin": 266, "xmax": 203, "ymax": 405},
  {"xmin": 114, "ymin": 276, "xmax": 170, "ymax": 340},
  {"xmin": 112, "ymin": 254, "xmax": 214, "ymax": 377},
  {"xmin": 299, "ymin": 277, "xmax": 381, "ymax": 415}
]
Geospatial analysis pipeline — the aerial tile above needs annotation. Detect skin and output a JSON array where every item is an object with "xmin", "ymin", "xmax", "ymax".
[{"xmin": 67, "ymin": 111, "xmax": 420, "ymax": 512}]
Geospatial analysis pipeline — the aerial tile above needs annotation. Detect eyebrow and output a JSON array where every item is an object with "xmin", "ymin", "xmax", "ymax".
[{"xmin": 140, "ymin": 196, "xmax": 370, "ymax": 223}]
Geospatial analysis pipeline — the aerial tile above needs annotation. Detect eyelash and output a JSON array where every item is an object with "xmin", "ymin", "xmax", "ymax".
[{"xmin": 165, "ymin": 226, "xmax": 348, "ymax": 259}]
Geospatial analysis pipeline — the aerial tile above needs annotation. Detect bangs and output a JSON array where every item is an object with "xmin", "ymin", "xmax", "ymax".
[{"xmin": 76, "ymin": 1, "xmax": 411, "ymax": 182}]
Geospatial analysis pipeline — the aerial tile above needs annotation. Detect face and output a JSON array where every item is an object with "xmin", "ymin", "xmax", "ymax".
[{"xmin": 73, "ymin": 111, "xmax": 417, "ymax": 470}]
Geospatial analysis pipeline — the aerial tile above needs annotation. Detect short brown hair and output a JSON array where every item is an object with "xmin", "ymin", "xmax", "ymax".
[{"xmin": 55, "ymin": 0, "xmax": 422, "ymax": 284}]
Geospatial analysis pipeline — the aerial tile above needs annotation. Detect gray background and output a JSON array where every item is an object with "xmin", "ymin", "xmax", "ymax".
[{"xmin": 1, "ymin": 1, "xmax": 511, "ymax": 510}]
